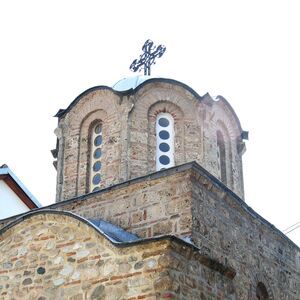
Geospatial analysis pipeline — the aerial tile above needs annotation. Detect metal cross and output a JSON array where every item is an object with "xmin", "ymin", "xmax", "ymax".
[{"xmin": 130, "ymin": 39, "xmax": 166, "ymax": 76}]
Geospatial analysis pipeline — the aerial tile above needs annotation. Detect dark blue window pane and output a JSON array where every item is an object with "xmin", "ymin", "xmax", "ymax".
[
  {"xmin": 158, "ymin": 118, "xmax": 169, "ymax": 127},
  {"xmin": 159, "ymin": 130, "xmax": 170, "ymax": 140},
  {"xmin": 93, "ymin": 161, "xmax": 101, "ymax": 172},
  {"xmin": 92, "ymin": 186, "xmax": 100, "ymax": 192},
  {"xmin": 159, "ymin": 143, "xmax": 170, "ymax": 152},
  {"xmin": 92, "ymin": 174, "xmax": 101, "ymax": 185},
  {"xmin": 159, "ymin": 155, "xmax": 170, "ymax": 165},
  {"xmin": 94, "ymin": 124, "xmax": 102, "ymax": 134},
  {"xmin": 93, "ymin": 148, "xmax": 102, "ymax": 159},
  {"xmin": 94, "ymin": 135, "xmax": 102, "ymax": 146}
]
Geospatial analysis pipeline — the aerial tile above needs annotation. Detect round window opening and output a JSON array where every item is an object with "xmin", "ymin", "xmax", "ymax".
[
  {"xmin": 92, "ymin": 186, "xmax": 100, "ymax": 192},
  {"xmin": 159, "ymin": 143, "xmax": 170, "ymax": 152},
  {"xmin": 94, "ymin": 124, "xmax": 102, "ymax": 134},
  {"xmin": 94, "ymin": 135, "xmax": 102, "ymax": 146},
  {"xmin": 93, "ymin": 148, "xmax": 102, "ymax": 159},
  {"xmin": 158, "ymin": 118, "xmax": 169, "ymax": 127},
  {"xmin": 159, "ymin": 130, "xmax": 170, "ymax": 140},
  {"xmin": 92, "ymin": 174, "xmax": 101, "ymax": 185},
  {"xmin": 159, "ymin": 155, "xmax": 170, "ymax": 165},
  {"xmin": 93, "ymin": 161, "xmax": 101, "ymax": 172}
]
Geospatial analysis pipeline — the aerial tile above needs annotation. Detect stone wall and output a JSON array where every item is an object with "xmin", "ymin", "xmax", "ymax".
[
  {"xmin": 1, "ymin": 163, "xmax": 299, "ymax": 298},
  {"xmin": 190, "ymin": 165, "xmax": 300, "ymax": 299},
  {"xmin": 0, "ymin": 211, "xmax": 238, "ymax": 300},
  {"xmin": 43, "ymin": 168, "xmax": 193, "ymax": 239},
  {"xmin": 165, "ymin": 241, "xmax": 236, "ymax": 299},
  {"xmin": 55, "ymin": 79, "xmax": 245, "ymax": 202},
  {"xmin": 0, "ymin": 212, "xmax": 168, "ymax": 300}
]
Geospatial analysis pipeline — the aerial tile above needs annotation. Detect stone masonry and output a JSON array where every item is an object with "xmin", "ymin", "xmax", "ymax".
[
  {"xmin": 0, "ymin": 211, "xmax": 236, "ymax": 299},
  {"xmin": 1, "ymin": 163, "xmax": 299, "ymax": 299},
  {"xmin": 1, "ymin": 76, "xmax": 299, "ymax": 299}
]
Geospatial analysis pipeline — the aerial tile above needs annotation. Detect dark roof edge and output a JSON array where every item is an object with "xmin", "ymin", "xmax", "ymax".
[
  {"xmin": 54, "ymin": 78, "xmax": 204, "ymax": 118},
  {"xmin": 0, "ymin": 209, "xmax": 235, "ymax": 279},
  {"xmin": 132, "ymin": 77, "xmax": 204, "ymax": 100},
  {"xmin": 54, "ymin": 85, "xmax": 125, "ymax": 118}
]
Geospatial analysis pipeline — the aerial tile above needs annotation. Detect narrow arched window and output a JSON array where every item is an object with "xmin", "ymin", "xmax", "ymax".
[
  {"xmin": 89, "ymin": 122, "xmax": 103, "ymax": 192},
  {"xmin": 217, "ymin": 130, "xmax": 227, "ymax": 184},
  {"xmin": 256, "ymin": 282, "xmax": 269, "ymax": 300},
  {"xmin": 156, "ymin": 113, "xmax": 174, "ymax": 171}
]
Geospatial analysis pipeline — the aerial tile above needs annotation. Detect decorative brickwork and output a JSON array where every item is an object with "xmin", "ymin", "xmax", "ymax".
[
  {"xmin": 55, "ymin": 88, "xmax": 127, "ymax": 201},
  {"xmin": 55, "ymin": 79, "xmax": 245, "ymax": 202}
]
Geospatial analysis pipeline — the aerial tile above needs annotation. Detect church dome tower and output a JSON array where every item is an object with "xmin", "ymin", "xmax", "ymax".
[{"xmin": 53, "ymin": 76, "xmax": 246, "ymax": 202}]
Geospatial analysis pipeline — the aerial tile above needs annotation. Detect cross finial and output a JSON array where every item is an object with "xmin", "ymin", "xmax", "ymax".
[{"xmin": 130, "ymin": 39, "xmax": 166, "ymax": 76}]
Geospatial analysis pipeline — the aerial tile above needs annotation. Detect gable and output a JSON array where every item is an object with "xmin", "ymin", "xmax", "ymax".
[
  {"xmin": 0, "ymin": 180, "xmax": 30, "ymax": 219},
  {"xmin": 0, "ymin": 166, "xmax": 40, "ymax": 219}
]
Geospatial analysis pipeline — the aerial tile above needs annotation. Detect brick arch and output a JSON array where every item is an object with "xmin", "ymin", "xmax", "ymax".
[
  {"xmin": 214, "ymin": 96, "xmax": 243, "ymax": 135},
  {"xmin": 214, "ymin": 106, "xmax": 237, "ymax": 142},
  {"xmin": 77, "ymin": 109, "xmax": 108, "ymax": 195},
  {"xmin": 148, "ymin": 100, "xmax": 184, "ymax": 120},
  {"xmin": 129, "ymin": 84, "xmax": 203, "ymax": 178},
  {"xmin": 252, "ymin": 272, "xmax": 275, "ymax": 300},
  {"xmin": 134, "ymin": 84, "xmax": 199, "ymax": 119},
  {"xmin": 147, "ymin": 101, "xmax": 185, "ymax": 172},
  {"xmin": 67, "ymin": 89, "xmax": 120, "ymax": 128},
  {"xmin": 213, "ymin": 99, "xmax": 242, "ymax": 141},
  {"xmin": 58, "ymin": 89, "xmax": 123, "ymax": 200}
]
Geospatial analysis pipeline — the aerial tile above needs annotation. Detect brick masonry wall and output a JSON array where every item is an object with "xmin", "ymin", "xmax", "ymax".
[
  {"xmin": 54, "ymin": 170, "xmax": 193, "ymax": 239},
  {"xmin": 190, "ymin": 166, "xmax": 300, "ymax": 299},
  {"xmin": 55, "ymin": 80, "xmax": 245, "ymax": 202},
  {"xmin": 126, "ymin": 82, "xmax": 245, "ymax": 198},
  {"xmin": 0, "ymin": 163, "xmax": 299, "ymax": 298},
  {"xmin": 0, "ymin": 167, "xmax": 194, "ymax": 234},
  {"xmin": 55, "ymin": 88, "xmax": 132, "ymax": 201}
]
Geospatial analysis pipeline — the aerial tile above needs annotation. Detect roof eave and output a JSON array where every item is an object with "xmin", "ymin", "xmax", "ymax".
[{"xmin": 0, "ymin": 167, "xmax": 41, "ymax": 208}]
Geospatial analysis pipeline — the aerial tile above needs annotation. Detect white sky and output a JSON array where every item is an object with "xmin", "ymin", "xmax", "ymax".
[{"xmin": 0, "ymin": 0, "xmax": 299, "ymax": 246}]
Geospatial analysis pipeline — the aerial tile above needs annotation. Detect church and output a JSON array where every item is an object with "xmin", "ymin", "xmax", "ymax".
[{"xmin": 0, "ymin": 48, "xmax": 299, "ymax": 299}]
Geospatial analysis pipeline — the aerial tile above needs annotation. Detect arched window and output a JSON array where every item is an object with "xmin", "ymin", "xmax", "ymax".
[
  {"xmin": 89, "ymin": 122, "xmax": 103, "ymax": 192},
  {"xmin": 156, "ymin": 113, "xmax": 174, "ymax": 171},
  {"xmin": 256, "ymin": 282, "xmax": 269, "ymax": 300},
  {"xmin": 217, "ymin": 130, "xmax": 227, "ymax": 184}
]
